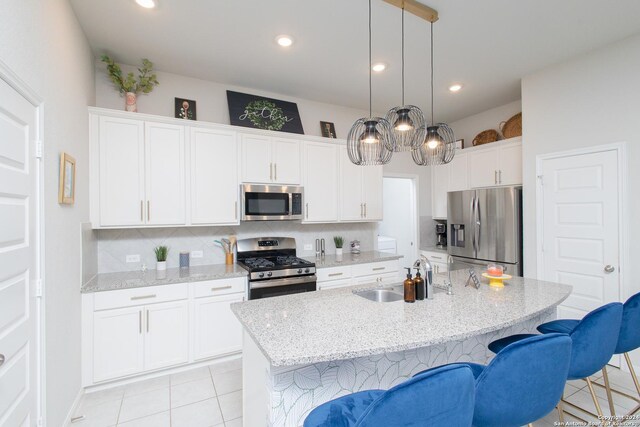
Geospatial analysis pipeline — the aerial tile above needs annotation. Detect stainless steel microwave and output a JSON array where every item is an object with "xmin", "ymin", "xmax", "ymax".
[{"xmin": 241, "ymin": 184, "xmax": 304, "ymax": 221}]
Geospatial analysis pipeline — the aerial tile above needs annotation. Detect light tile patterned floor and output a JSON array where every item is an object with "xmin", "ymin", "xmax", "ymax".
[{"xmin": 70, "ymin": 358, "xmax": 242, "ymax": 427}]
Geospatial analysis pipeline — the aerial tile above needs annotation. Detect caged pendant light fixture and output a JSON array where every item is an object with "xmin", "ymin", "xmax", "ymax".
[
  {"xmin": 347, "ymin": 0, "xmax": 394, "ymax": 166},
  {"xmin": 412, "ymin": 20, "xmax": 456, "ymax": 166},
  {"xmin": 385, "ymin": 5, "xmax": 426, "ymax": 152}
]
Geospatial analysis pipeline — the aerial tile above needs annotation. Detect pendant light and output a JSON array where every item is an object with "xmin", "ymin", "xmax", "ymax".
[
  {"xmin": 385, "ymin": 6, "xmax": 426, "ymax": 152},
  {"xmin": 413, "ymin": 20, "xmax": 455, "ymax": 166},
  {"xmin": 347, "ymin": 0, "xmax": 393, "ymax": 166}
]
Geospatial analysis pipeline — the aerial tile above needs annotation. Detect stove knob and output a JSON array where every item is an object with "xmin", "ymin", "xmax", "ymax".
[
  {"xmin": 267, "ymin": 272, "xmax": 273, "ymax": 277},
  {"xmin": 304, "ymin": 268, "xmax": 310, "ymax": 273},
  {"xmin": 297, "ymin": 268, "xmax": 303, "ymax": 274},
  {"xmin": 258, "ymin": 273, "xmax": 265, "ymax": 278}
]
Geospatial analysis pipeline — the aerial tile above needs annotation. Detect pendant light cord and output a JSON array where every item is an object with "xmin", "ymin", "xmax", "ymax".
[
  {"xmin": 368, "ymin": 0, "xmax": 372, "ymax": 117},
  {"xmin": 401, "ymin": 7, "xmax": 405, "ymax": 106},
  {"xmin": 430, "ymin": 21, "xmax": 434, "ymax": 124}
]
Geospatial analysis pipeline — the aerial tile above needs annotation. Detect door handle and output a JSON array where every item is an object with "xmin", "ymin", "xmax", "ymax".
[
  {"xmin": 604, "ymin": 265, "xmax": 615, "ymax": 273},
  {"xmin": 270, "ymin": 163, "xmax": 273, "ymax": 181},
  {"xmin": 274, "ymin": 164, "xmax": 277, "ymax": 181},
  {"xmin": 469, "ymin": 196, "xmax": 476, "ymax": 252},
  {"xmin": 147, "ymin": 201, "xmax": 150, "ymax": 222},
  {"xmin": 474, "ymin": 196, "xmax": 481, "ymax": 251}
]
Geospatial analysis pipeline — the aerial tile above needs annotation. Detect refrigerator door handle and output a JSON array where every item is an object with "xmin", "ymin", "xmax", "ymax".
[
  {"xmin": 470, "ymin": 195, "xmax": 476, "ymax": 253},
  {"xmin": 474, "ymin": 196, "xmax": 481, "ymax": 254}
]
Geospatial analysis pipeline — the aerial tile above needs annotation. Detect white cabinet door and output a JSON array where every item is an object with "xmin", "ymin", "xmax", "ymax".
[
  {"xmin": 193, "ymin": 293, "xmax": 244, "ymax": 361},
  {"xmin": 144, "ymin": 301, "xmax": 189, "ymax": 371},
  {"xmin": 362, "ymin": 165, "xmax": 383, "ymax": 221},
  {"xmin": 272, "ymin": 138, "xmax": 301, "ymax": 185},
  {"xmin": 241, "ymin": 134, "xmax": 272, "ymax": 183},
  {"xmin": 339, "ymin": 147, "xmax": 364, "ymax": 221},
  {"xmin": 497, "ymin": 143, "xmax": 522, "ymax": 185},
  {"xmin": 448, "ymin": 152, "xmax": 468, "ymax": 192},
  {"xmin": 190, "ymin": 128, "xmax": 239, "ymax": 224},
  {"xmin": 145, "ymin": 122, "xmax": 186, "ymax": 225},
  {"xmin": 352, "ymin": 272, "xmax": 399, "ymax": 286},
  {"xmin": 468, "ymin": 147, "xmax": 499, "ymax": 188},
  {"xmin": 303, "ymin": 142, "xmax": 338, "ymax": 223},
  {"xmin": 98, "ymin": 116, "xmax": 145, "ymax": 226},
  {"xmin": 431, "ymin": 163, "xmax": 449, "ymax": 219},
  {"xmin": 93, "ymin": 306, "xmax": 144, "ymax": 382}
]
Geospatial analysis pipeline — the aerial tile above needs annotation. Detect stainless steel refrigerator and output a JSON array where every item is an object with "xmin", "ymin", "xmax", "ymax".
[{"xmin": 447, "ymin": 187, "xmax": 523, "ymax": 276}]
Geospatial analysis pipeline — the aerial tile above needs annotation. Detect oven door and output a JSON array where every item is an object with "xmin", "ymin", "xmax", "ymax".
[
  {"xmin": 249, "ymin": 275, "xmax": 317, "ymax": 300},
  {"xmin": 242, "ymin": 184, "xmax": 301, "ymax": 221}
]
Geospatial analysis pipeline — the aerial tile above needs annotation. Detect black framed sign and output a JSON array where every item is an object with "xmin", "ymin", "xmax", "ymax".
[{"xmin": 226, "ymin": 90, "xmax": 304, "ymax": 134}]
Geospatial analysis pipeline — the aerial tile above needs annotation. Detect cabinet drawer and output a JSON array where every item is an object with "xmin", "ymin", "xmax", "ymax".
[
  {"xmin": 318, "ymin": 278, "xmax": 353, "ymax": 290},
  {"xmin": 420, "ymin": 251, "xmax": 448, "ymax": 263},
  {"xmin": 316, "ymin": 266, "xmax": 352, "ymax": 282},
  {"xmin": 352, "ymin": 260, "xmax": 399, "ymax": 277},
  {"xmin": 94, "ymin": 283, "xmax": 188, "ymax": 311},
  {"xmin": 192, "ymin": 277, "xmax": 246, "ymax": 299}
]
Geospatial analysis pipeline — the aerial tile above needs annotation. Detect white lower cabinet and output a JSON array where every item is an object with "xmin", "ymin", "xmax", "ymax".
[
  {"xmin": 193, "ymin": 293, "xmax": 244, "ymax": 361},
  {"xmin": 421, "ymin": 250, "xmax": 449, "ymax": 274},
  {"xmin": 352, "ymin": 271, "xmax": 399, "ymax": 286},
  {"xmin": 144, "ymin": 301, "xmax": 189, "ymax": 371},
  {"xmin": 316, "ymin": 260, "xmax": 400, "ymax": 290}
]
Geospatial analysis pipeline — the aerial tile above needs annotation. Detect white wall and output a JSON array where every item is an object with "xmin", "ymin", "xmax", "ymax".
[
  {"xmin": 0, "ymin": 0, "xmax": 95, "ymax": 425},
  {"xmin": 522, "ymin": 34, "xmax": 640, "ymax": 365},
  {"xmin": 449, "ymin": 100, "xmax": 522, "ymax": 148}
]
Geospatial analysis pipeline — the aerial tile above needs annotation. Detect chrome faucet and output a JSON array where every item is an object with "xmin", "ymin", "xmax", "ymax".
[{"xmin": 413, "ymin": 255, "xmax": 434, "ymax": 299}]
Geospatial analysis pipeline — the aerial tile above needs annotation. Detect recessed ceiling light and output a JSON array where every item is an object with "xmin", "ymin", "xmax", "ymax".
[
  {"xmin": 372, "ymin": 63, "xmax": 387, "ymax": 72},
  {"xmin": 276, "ymin": 35, "xmax": 294, "ymax": 47},
  {"xmin": 135, "ymin": 0, "xmax": 156, "ymax": 8},
  {"xmin": 449, "ymin": 84, "xmax": 463, "ymax": 92}
]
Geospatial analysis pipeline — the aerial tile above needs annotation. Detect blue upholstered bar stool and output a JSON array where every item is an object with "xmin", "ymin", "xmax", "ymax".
[
  {"xmin": 416, "ymin": 333, "xmax": 572, "ymax": 427},
  {"xmin": 489, "ymin": 302, "xmax": 623, "ymax": 421},
  {"xmin": 303, "ymin": 364, "xmax": 475, "ymax": 427}
]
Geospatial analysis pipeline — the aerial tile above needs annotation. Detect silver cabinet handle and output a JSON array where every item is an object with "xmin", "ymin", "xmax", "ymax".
[
  {"xmin": 131, "ymin": 294, "xmax": 157, "ymax": 301},
  {"xmin": 360, "ymin": 203, "xmax": 363, "ymax": 218},
  {"xmin": 373, "ymin": 267, "xmax": 386, "ymax": 271},
  {"xmin": 234, "ymin": 201, "xmax": 238, "ymax": 220},
  {"xmin": 604, "ymin": 265, "xmax": 615, "ymax": 273},
  {"xmin": 306, "ymin": 203, "xmax": 309, "ymax": 219},
  {"xmin": 274, "ymin": 164, "xmax": 277, "ymax": 181},
  {"xmin": 211, "ymin": 285, "xmax": 232, "ymax": 291},
  {"xmin": 146, "ymin": 309, "xmax": 150, "ymax": 333},
  {"xmin": 270, "ymin": 163, "xmax": 273, "ymax": 181},
  {"xmin": 139, "ymin": 311, "xmax": 142, "ymax": 334},
  {"xmin": 364, "ymin": 203, "xmax": 367, "ymax": 218},
  {"xmin": 494, "ymin": 170, "xmax": 498, "ymax": 185},
  {"xmin": 0, "ymin": 354, "xmax": 4, "ymax": 366},
  {"xmin": 147, "ymin": 201, "xmax": 150, "ymax": 221},
  {"xmin": 140, "ymin": 200, "xmax": 144, "ymax": 222},
  {"xmin": 499, "ymin": 170, "xmax": 502, "ymax": 184},
  {"xmin": 328, "ymin": 272, "xmax": 343, "ymax": 277}
]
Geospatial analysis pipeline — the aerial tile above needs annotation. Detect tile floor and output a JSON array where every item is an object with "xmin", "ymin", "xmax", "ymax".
[
  {"xmin": 70, "ymin": 358, "xmax": 242, "ymax": 427},
  {"xmin": 70, "ymin": 360, "xmax": 639, "ymax": 427}
]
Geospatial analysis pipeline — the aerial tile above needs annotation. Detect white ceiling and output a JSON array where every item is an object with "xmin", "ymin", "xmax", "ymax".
[{"xmin": 70, "ymin": 0, "xmax": 640, "ymax": 123}]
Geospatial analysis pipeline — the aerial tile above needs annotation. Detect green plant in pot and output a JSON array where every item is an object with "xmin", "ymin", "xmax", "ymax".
[
  {"xmin": 101, "ymin": 55, "xmax": 159, "ymax": 112},
  {"xmin": 154, "ymin": 246, "xmax": 169, "ymax": 271},
  {"xmin": 333, "ymin": 236, "xmax": 344, "ymax": 257}
]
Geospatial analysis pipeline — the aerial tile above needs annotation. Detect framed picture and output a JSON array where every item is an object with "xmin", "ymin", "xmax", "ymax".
[
  {"xmin": 454, "ymin": 139, "xmax": 464, "ymax": 149},
  {"xmin": 58, "ymin": 152, "xmax": 75, "ymax": 205},
  {"xmin": 175, "ymin": 97, "xmax": 196, "ymax": 120},
  {"xmin": 320, "ymin": 121, "xmax": 336, "ymax": 138},
  {"xmin": 226, "ymin": 90, "xmax": 304, "ymax": 134}
]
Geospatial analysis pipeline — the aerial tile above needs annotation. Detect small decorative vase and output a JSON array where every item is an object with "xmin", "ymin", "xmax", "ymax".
[
  {"xmin": 125, "ymin": 92, "xmax": 137, "ymax": 112},
  {"xmin": 335, "ymin": 248, "xmax": 343, "ymax": 256},
  {"xmin": 156, "ymin": 261, "xmax": 167, "ymax": 271}
]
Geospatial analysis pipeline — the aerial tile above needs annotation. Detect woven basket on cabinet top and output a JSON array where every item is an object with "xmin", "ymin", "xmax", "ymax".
[
  {"xmin": 499, "ymin": 112, "xmax": 522, "ymax": 139},
  {"xmin": 472, "ymin": 129, "xmax": 499, "ymax": 146}
]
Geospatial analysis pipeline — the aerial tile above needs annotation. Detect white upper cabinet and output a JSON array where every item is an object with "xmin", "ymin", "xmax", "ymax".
[
  {"xmin": 339, "ymin": 146, "xmax": 382, "ymax": 222},
  {"xmin": 468, "ymin": 139, "xmax": 522, "ymax": 188},
  {"xmin": 145, "ymin": 122, "xmax": 186, "ymax": 225},
  {"xmin": 432, "ymin": 163, "xmax": 450, "ymax": 220},
  {"xmin": 190, "ymin": 128, "xmax": 239, "ymax": 225},
  {"xmin": 497, "ymin": 142, "xmax": 522, "ymax": 185},
  {"xmin": 240, "ymin": 134, "xmax": 301, "ymax": 185},
  {"xmin": 468, "ymin": 147, "xmax": 500, "ymax": 188},
  {"xmin": 362, "ymin": 165, "xmax": 383, "ymax": 221},
  {"xmin": 303, "ymin": 142, "xmax": 339, "ymax": 223},
  {"xmin": 448, "ymin": 152, "xmax": 469, "ymax": 192},
  {"xmin": 98, "ymin": 116, "xmax": 145, "ymax": 226}
]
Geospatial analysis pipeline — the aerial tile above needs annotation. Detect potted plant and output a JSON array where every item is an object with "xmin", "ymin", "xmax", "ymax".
[
  {"xmin": 333, "ymin": 236, "xmax": 344, "ymax": 257},
  {"xmin": 154, "ymin": 246, "xmax": 169, "ymax": 271},
  {"xmin": 101, "ymin": 55, "xmax": 159, "ymax": 112}
]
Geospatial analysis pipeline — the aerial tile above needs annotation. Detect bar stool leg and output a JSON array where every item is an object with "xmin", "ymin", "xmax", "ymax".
[
  {"xmin": 557, "ymin": 394, "xmax": 566, "ymax": 423},
  {"xmin": 586, "ymin": 378, "xmax": 604, "ymax": 418},
  {"xmin": 602, "ymin": 366, "xmax": 616, "ymax": 416},
  {"xmin": 625, "ymin": 352, "xmax": 640, "ymax": 396}
]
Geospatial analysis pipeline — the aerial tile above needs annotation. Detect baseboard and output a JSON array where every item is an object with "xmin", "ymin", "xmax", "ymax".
[{"xmin": 61, "ymin": 388, "xmax": 84, "ymax": 426}]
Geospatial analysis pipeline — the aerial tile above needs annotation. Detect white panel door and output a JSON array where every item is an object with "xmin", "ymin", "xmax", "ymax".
[
  {"xmin": 193, "ymin": 293, "xmax": 244, "ymax": 361},
  {"xmin": 144, "ymin": 301, "xmax": 189, "ymax": 371},
  {"xmin": 339, "ymin": 147, "xmax": 364, "ymax": 221},
  {"xmin": 0, "ymin": 78, "xmax": 40, "ymax": 426},
  {"xmin": 99, "ymin": 117, "xmax": 145, "ymax": 226},
  {"xmin": 272, "ymin": 138, "xmax": 301, "ymax": 185},
  {"xmin": 362, "ymin": 165, "xmax": 383, "ymax": 221},
  {"xmin": 145, "ymin": 122, "xmax": 186, "ymax": 225},
  {"xmin": 541, "ymin": 150, "xmax": 620, "ymax": 320},
  {"xmin": 468, "ymin": 148, "xmax": 499, "ymax": 188},
  {"xmin": 303, "ymin": 142, "xmax": 338, "ymax": 222},
  {"xmin": 190, "ymin": 128, "xmax": 239, "ymax": 224},
  {"xmin": 448, "ymin": 152, "xmax": 468, "ymax": 192},
  {"xmin": 498, "ymin": 143, "xmax": 522, "ymax": 185},
  {"xmin": 241, "ymin": 134, "xmax": 272, "ymax": 183},
  {"xmin": 93, "ymin": 307, "xmax": 144, "ymax": 383},
  {"xmin": 432, "ymin": 164, "xmax": 449, "ymax": 219}
]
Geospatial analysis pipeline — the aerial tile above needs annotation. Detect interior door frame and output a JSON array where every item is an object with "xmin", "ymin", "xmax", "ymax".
[
  {"xmin": 0, "ymin": 59, "xmax": 45, "ymax": 424},
  {"xmin": 535, "ymin": 141, "xmax": 629, "ymax": 300},
  {"xmin": 380, "ymin": 173, "xmax": 419, "ymax": 264}
]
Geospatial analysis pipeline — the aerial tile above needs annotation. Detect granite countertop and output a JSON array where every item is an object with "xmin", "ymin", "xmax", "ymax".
[
  {"xmin": 303, "ymin": 251, "xmax": 403, "ymax": 268},
  {"xmin": 81, "ymin": 264, "xmax": 248, "ymax": 293},
  {"xmin": 231, "ymin": 270, "xmax": 572, "ymax": 367}
]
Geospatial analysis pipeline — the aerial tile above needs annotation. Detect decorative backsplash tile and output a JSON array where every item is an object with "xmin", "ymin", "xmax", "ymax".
[{"xmin": 96, "ymin": 222, "xmax": 377, "ymax": 273}]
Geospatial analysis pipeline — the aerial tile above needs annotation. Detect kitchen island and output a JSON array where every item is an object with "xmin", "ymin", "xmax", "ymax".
[{"xmin": 231, "ymin": 271, "xmax": 572, "ymax": 427}]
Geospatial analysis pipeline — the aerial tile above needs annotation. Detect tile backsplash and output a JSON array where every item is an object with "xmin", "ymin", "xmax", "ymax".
[{"xmin": 96, "ymin": 222, "xmax": 377, "ymax": 273}]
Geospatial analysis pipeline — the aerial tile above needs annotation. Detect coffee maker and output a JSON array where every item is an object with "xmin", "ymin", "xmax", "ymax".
[{"xmin": 435, "ymin": 223, "xmax": 447, "ymax": 248}]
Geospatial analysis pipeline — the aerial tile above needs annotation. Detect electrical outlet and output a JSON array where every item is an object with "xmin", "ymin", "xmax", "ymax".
[
  {"xmin": 191, "ymin": 250, "xmax": 203, "ymax": 259},
  {"xmin": 126, "ymin": 254, "xmax": 140, "ymax": 263},
  {"xmin": 303, "ymin": 244, "xmax": 313, "ymax": 251}
]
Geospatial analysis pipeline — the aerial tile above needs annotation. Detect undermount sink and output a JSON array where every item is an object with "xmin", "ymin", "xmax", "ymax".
[{"xmin": 355, "ymin": 287, "xmax": 404, "ymax": 303}]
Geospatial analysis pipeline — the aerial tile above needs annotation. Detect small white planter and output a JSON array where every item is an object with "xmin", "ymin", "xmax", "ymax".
[
  {"xmin": 156, "ymin": 261, "xmax": 167, "ymax": 271},
  {"xmin": 335, "ymin": 248, "xmax": 343, "ymax": 256}
]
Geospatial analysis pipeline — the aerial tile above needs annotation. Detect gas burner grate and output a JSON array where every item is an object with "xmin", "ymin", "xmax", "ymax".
[{"xmin": 243, "ymin": 258, "xmax": 275, "ymax": 268}]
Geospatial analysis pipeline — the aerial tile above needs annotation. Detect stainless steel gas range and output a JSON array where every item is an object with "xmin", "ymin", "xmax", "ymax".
[{"xmin": 236, "ymin": 237, "xmax": 316, "ymax": 300}]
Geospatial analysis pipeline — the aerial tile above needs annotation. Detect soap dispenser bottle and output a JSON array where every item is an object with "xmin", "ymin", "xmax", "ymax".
[
  {"xmin": 403, "ymin": 268, "xmax": 416, "ymax": 303},
  {"xmin": 414, "ymin": 268, "xmax": 425, "ymax": 301}
]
